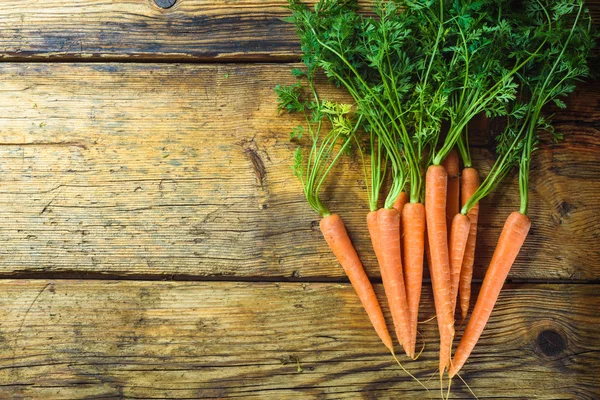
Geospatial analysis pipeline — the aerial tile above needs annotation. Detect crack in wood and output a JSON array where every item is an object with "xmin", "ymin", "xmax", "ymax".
[
  {"xmin": 11, "ymin": 283, "xmax": 52, "ymax": 379},
  {"xmin": 0, "ymin": 141, "xmax": 87, "ymax": 150}
]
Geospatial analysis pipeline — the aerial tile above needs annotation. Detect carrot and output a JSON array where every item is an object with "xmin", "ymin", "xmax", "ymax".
[
  {"xmin": 393, "ymin": 191, "xmax": 409, "ymax": 216},
  {"xmin": 392, "ymin": 192, "xmax": 409, "ymax": 268},
  {"xmin": 402, "ymin": 202, "xmax": 426, "ymax": 358},
  {"xmin": 393, "ymin": 192, "xmax": 418, "ymax": 356},
  {"xmin": 449, "ymin": 211, "xmax": 531, "ymax": 377},
  {"xmin": 369, "ymin": 210, "xmax": 432, "ymax": 398},
  {"xmin": 425, "ymin": 165, "xmax": 455, "ymax": 374},
  {"xmin": 366, "ymin": 210, "xmax": 391, "ymax": 341},
  {"xmin": 442, "ymin": 149, "xmax": 460, "ymax": 238},
  {"xmin": 320, "ymin": 214, "xmax": 394, "ymax": 352},
  {"xmin": 367, "ymin": 211, "xmax": 383, "ymax": 267},
  {"xmin": 448, "ymin": 213, "xmax": 471, "ymax": 318},
  {"xmin": 459, "ymin": 168, "xmax": 480, "ymax": 320},
  {"xmin": 425, "ymin": 227, "xmax": 433, "ymax": 276},
  {"xmin": 377, "ymin": 208, "xmax": 413, "ymax": 358}
]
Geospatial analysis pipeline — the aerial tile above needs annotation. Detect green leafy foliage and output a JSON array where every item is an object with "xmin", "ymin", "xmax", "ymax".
[
  {"xmin": 274, "ymin": 83, "xmax": 305, "ymax": 113},
  {"xmin": 275, "ymin": 69, "xmax": 361, "ymax": 216},
  {"xmin": 290, "ymin": 125, "xmax": 304, "ymax": 140},
  {"xmin": 511, "ymin": 0, "xmax": 596, "ymax": 213},
  {"xmin": 285, "ymin": 0, "xmax": 452, "ymax": 205},
  {"xmin": 280, "ymin": 0, "xmax": 596, "ymax": 215},
  {"xmin": 292, "ymin": 147, "xmax": 304, "ymax": 179},
  {"xmin": 463, "ymin": 0, "xmax": 597, "ymax": 214}
]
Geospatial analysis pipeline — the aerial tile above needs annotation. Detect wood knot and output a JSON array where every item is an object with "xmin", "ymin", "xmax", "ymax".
[
  {"xmin": 537, "ymin": 329, "xmax": 566, "ymax": 357},
  {"xmin": 239, "ymin": 138, "xmax": 268, "ymax": 191},
  {"xmin": 155, "ymin": 0, "xmax": 176, "ymax": 9},
  {"xmin": 557, "ymin": 201, "xmax": 576, "ymax": 218}
]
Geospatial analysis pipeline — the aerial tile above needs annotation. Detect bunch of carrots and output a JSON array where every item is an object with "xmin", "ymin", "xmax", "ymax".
[{"xmin": 275, "ymin": 0, "xmax": 596, "ymax": 393}]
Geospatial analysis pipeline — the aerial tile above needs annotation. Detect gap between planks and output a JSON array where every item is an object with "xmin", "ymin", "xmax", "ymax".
[
  {"xmin": 0, "ymin": 56, "xmax": 301, "ymax": 64},
  {"xmin": 0, "ymin": 273, "xmax": 598, "ymax": 285}
]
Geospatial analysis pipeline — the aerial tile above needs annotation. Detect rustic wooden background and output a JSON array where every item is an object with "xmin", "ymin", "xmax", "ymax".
[{"xmin": 0, "ymin": 1, "xmax": 598, "ymax": 399}]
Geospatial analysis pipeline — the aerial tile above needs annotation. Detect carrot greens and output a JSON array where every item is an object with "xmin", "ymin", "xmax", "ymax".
[
  {"xmin": 461, "ymin": 0, "xmax": 597, "ymax": 215},
  {"xmin": 275, "ymin": 71, "xmax": 361, "ymax": 217},
  {"xmin": 287, "ymin": 0, "xmax": 440, "ymax": 207},
  {"xmin": 515, "ymin": 0, "xmax": 595, "ymax": 215}
]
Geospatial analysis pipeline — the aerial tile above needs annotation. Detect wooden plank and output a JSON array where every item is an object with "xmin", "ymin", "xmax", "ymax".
[
  {"xmin": 0, "ymin": 0, "xmax": 598, "ymax": 61},
  {"xmin": 0, "ymin": 63, "xmax": 598, "ymax": 280},
  {"xmin": 0, "ymin": 280, "xmax": 597, "ymax": 399},
  {"xmin": 0, "ymin": 0, "xmax": 301, "ymax": 61}
]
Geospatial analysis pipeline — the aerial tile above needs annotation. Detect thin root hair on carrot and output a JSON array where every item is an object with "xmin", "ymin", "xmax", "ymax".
[
  {"xmin": 413, "ymin": 331, "xmax": 426, "ymax": 360},
  {"xmin": 456, "ymin": 372, "xmax": 479, "ymax": 400},
  {"xmin": 439, "ymin": 370, "xmax": 445, "ymax": 400},
  {"xmin": 448, "ymin": 348, "xmax": 479, "ymax": 399},
  {"xmin": 425, "ymin": 369, "xmax": 438, "ymax": 384},
  {"xmin": 391, "ymin": 351, "xmax": 432, "ymax": 399},
  {"xmin": 445, "ymin": 375, "xmax": 452, "ymax": 400},
  {"xmin": 419, "ymin": 315, "xmax": 437, "ymax": 324}
]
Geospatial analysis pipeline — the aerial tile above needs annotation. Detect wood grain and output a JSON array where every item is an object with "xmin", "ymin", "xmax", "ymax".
[
  {"xmin": 0, "ymin": 0, "xmax": 301, "ymax": 61},
  {"xmin": 0, "ymin": 0, "xmax": 597, "ymax": 61},
  {"xmin": 0, "ymin": 63, "xmax": 598, "ymax": 281},
  {"xmin": 0, "ymin": 280, "xmax": 597, "ymax": 399}
]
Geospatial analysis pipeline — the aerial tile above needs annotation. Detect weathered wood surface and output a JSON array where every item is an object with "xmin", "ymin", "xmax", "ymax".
[
  {"xmin": 0, "ymin": 63, "xmax": 598, "ymax": 281},
  {"xmin": 0, "ymin": 2, "xmax": 598, "ymax": 399},
  {"xmin": 0, "ymin": 280, "xmax": 597, "ymax": 399},
  {"xmin": 0, "ymin": 0, "xmax": 303, "ymax": 61},
  {"xmin": 0, "ymin": 0, "xmax": 598, "ymax": 61}
]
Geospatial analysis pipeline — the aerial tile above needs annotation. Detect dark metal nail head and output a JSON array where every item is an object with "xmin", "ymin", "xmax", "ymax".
[{"xmin": 155, "ymin": 0, "xmax": 176, "ymax": 9}]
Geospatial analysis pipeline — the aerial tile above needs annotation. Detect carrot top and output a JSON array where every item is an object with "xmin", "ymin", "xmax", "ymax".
[
  {"xmin": 432, "ymin": 0, "xmax": 554, "ymax": 167},
  {"xmin": 275, "ymin": 70, "xmax": 362, "ymax": 217},
  {"xmin": 286, "ymin": 0, "xmax": 457, "ymax": 205},
  {"xmin": 515, "ymin": 0, "xmax": 596, "ymax": 215},
  {"xmin": 461, "ymin": 0, "xmax": 597, "ymax": 216},
  {"xmin": 286, "ymin": 0, "xmax": 415, "ymax": 208}
]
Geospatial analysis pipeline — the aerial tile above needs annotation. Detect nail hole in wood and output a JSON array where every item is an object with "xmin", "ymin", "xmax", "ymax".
[{"xmin": 155, "ymin": 0, "xmax": 176, "ymax": 9}]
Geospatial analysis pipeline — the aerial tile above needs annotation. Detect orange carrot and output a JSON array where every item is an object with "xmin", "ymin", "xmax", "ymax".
[
  {"xmin": 367, "ymin": 210, "xmax": 391, "ymax": 343},
  {"xmin": 449, "ymin": 211, "xmax": 531, "ymax": 377},
  {"xmin": 393, "ymin": 191, "xmax": 409, "ymax": 215},
  {"xmin": 367, "ymin": 211, "xmax": 383, "ymax": 268},
  {"xmin": 425, "ymin": 227, "xmax": 433, "ymax": 275},
  {"xmin": 425, "ymin": 165, "xmax": 455, "ymax": 374},
  {"xmin": 377, "ymin": 208, "xmax": 413, "ymax": 358},
  {"xmin": 459, "ymin": 168, "xmax": 480, "ymax": 320},
  {"xmin": 392, "ymin": 191, "xmax": 409, "ymax": 289},
  {"xmin": 320, "ymin": 214, "xmax": 394, "ymax": 352},
  {"xmin": 448, "ymin": 213, "xmax": 471, "ymax": 317},
  {"xmin": 402, "ymin": 202, "xmax": 426, "ymax": 358},
  {"xmin": 442, "ymin": 149, "xmax": 460, "ymax": 238}
]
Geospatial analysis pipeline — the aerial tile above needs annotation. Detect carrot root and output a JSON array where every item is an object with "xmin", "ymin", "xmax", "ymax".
[
  {"xmin": 367, "ymin": 211, "xmax": 383, "ymax": 270},
  {"xmin": 449, "ymin": 211, "xmax": 531, "ymax": 377},
  {"xmin": 393, "ymin": 191, "xmax": 409, "ymax": 215},
  {"xmin": 442, "ymin": 149, "xmax": 460, "ymax": 239},
  {"xmin": 425, "ymin": 165, "xmax": 455, "ymax": 374},
  {"xmin": 320, "ymin": 214, "xmax": 394, "ymax": 351},
  {"xmin": 449, "ymin": 213, "xmax": 471, "ymax": 317},
  {"xmin": 402, "ymin": 202, "xmax": 426, "ymax": 359},
  {"xmin": 377, "ymin": 208, "xmax": 413, "ymax": 358},
  {"xmin": 459, "ymin": 168, "xmax": 481, "ymax": 321}
]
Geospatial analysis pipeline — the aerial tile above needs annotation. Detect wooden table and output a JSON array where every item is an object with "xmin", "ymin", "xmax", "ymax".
[{"xmin": 0, "ymin": 1, "xmax": 598, "ymax": 399}]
